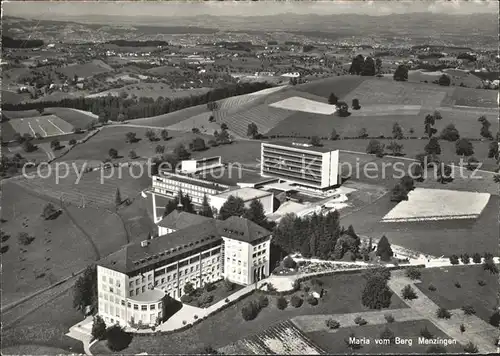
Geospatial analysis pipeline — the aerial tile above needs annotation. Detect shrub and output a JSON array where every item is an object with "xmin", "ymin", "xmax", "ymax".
[
  {"xmin": 472, "ymin": 253, "xmax": 482, "ymax": 263},
  {"xmin": 42, "ymin": 203, "xmax": 59, "ymax": 220},
  {"xmin": 428, "ymin": 284, "xmax": 436, "ymax": 291},
  {"xmin": 18, "ymin": 232, "xmax": 35, "ymax": 246},
  {"xmin": 257, "ymin": 295, "xmax": 269, "ymax": 309},
  {"xmin": 420, "ymin": 326, "xmax": 434, "ymax": 339},
  {"xmin": 459, "ymin": 323, "xmax": 465, "ymax": 333},
  {"xmin": 477, "ymin": 279, "xmax": 486, "ymax": 286},
  {"xmin": 440, "ymin": 124, "xmax": 460, "ymax": 141},
  {"xmin": 326, "ymin": 318, "xmax": 340, "ymax": 329},
  {"xmin": 225, "ymin": 298, "xmax": 230, "ymax": 303},
  {"xmin": 180, "ymin": 294, "xmax": 193, "ymax": 303},
  {"xmin": 401, "ymin": 285, "xmax": 418, "ymax": 300},
  {"xmin": 436, "ymin": 308, "xmax": 451, "ymax": 319},
  {"xmin": 182, "ymin": 320, "xmax": 187, "ymax": 325},
  {"xmin": 461, "ymin": 305, "xmax": 476, "ymax": 315},
  {"xmin": 483, "ymin": 259, "xmax": 499, "ymax": 274},
  {"xmin": 292, "ymin": 279, "xmax": 301, "ymax": 291},
  {"xmin": 354, "ymin": 316, "xmax": 367, "ymax": 326},
  {"xmin": 183, "ymin": 282, "xmax": 195, "ymax": 295},
  {"xmin": 266, "ymin": 282, "xmax": 277, "ymax": 292},
  {"xmin": 108, "ymin": 148, "xmax": 118, "ymax": 159},
  {"xmin": 379, "ymin": 327, "xmax": 395, "ymax": 344},
  {"xmin": 454, "ymin": 281, "xmax": 461, "ymax": 288},
  {"xmin": 283, "ymin": 256, "xmax": 297, "ymax": 269},
  {"xmin": 449, "ymin": 255, "xmax": 460, "ymax": 265},
  {"xmin": 384, "ymin": 313, "xmax": 395, "ymax": 323},
  {"xmin": 307, "ymin": 296, "xmax": 318, "ymax": 306},
  {"xmin": 276, "ymin": 296, "xmax": 288, "ymax": 310},
  {"xmin": 197, "ymin": 293, "xmax": 214, "ymax": 308},
  {"xmin": 366, "ymin": 139, "xmax": 384, "ymax": 155},
  {"xmin": 461, "ymin": 254, "xmax": 470, "ymax": 264},
  {"xmin": 223, "ymin": 279, "xmax": 235, "ymax": 292},
  {"xmin": 361, "ymin": 275, "xmax": 393, "ymax": 309},
  {"xmin": 69, "ymin": 139, "xmax": 77, "ymax": 145},
  {"xmin": 106, "ymin": 325, "xmax": 132, "ymax": 352},
  {"xmin": 241, "ymin": 300, "xmax": 261, "ymax": 321},
  {"xmin": 405, "ymin": 266, "xmax": 422, "ymax": 280},
  {"xmin": 204, "ymin": 282, "xmax": 216, "ymax": 292},
  {"xmin": 310, "ymin": 278, "xmax": 323, "ymax": 287},
  {"xmin": 463, "ymin": 342, "xmax": 478, "ymax": 353},
  {"xmin": 290, "ymin": 295, "xmax": 303, "ymax": 308}
]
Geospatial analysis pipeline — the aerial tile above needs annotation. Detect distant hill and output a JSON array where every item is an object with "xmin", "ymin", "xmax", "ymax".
[{"xmin": 2, "ymin": 35, "xmax": 44, "ymax": 48}]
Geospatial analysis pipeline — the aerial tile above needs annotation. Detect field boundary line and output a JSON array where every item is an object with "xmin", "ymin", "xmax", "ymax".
[
  {"xmin": 36, "ymin": 118, "xmax": 48, "ymax": 136},
  {"xmin": 27, "ymin": 122, "xmax": 37, "ymax": 136},
  {"xmin": 48, "ymin": 118, "xmax": 66, "ymax": 134}
]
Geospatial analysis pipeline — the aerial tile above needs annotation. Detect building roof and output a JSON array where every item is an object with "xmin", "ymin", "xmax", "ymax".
[
  {"xmin": 99, "ymin": 212, "xmax": 271, "ymax": 275},
  {"xmin": 158, "ymin": 171, "xmax": 230, "ymax": 192},
  {"xmin": 129, "ymin": 289, "xmax": 165, "ymax": 303},
  {"xmin": 263, "ymin": 140, "xmax": 337, "ymax": 154},
  {"xmin": 157, "ymin": 210, "xmax": 212, "ymax": 229},
  {"xmin": 214, "ymin": 187, "xmax": 273, "ymax": 201}
]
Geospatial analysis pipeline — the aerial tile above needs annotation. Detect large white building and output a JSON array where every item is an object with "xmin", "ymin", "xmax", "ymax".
[
  {"xmin": 97, "ymin": 210, "xmax": 272, "ymax": 328},
  {"xmin": 210, "ymin": 187, "xmax": 274, "ymax": 215},
  {"xmin": 261, "ymin": 142, "xmax": 340, "ymax": 190}
]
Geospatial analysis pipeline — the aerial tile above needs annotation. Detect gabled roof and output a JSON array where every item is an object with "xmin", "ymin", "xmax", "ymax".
[
  {"xmin": 99, "ymin": 212, "xmax": 272, "ymax": 275},
  {"xmin": 157, "ymin": 210, "xmax": 212, "ymax": 230}
]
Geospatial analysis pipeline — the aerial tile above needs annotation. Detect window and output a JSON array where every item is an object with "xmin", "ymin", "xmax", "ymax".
[
  {"xmin": 109, "ymin": 287, "xmax": 114, "ymax": 293},
  {"xmin": 134, "ymin": 304, "xmax": 138, "ymax": 310},
  {"xmin": 179, "ymin": 270, "xmax": 183, "ymax": 276},
  {"xmin": 102, "ymin": 276, "xmax": 106, "ymax": 282},
  {"xmin": 196, "ymin": 265, "xmax": 199, "ymax": 270},
  {"xmin": 167, "ymin": 275, "xmax": 171, "ymax": 282},
  {"xmin": 129, "ymin": 281, "xmax": 133, "ymax": 288},
  {"xmin": 142, "ymin": 277, "xmax": 145, "ymax": 283},
  {"xmin": 130, "ymin": 290, "xmax": 134, "ymax": 297},
  {"xmin": 109, "ymin": 278, "xmax": 114, "ymax": 285},
  {"xmin": 127, "ymin": 302, "xmax": 131, "ymax": 308},
  {"xmin": 161, "ymin": 278, "xmax": 165, "ymax": 283},
  {"xmin": 150, "ymin": 304, "xmax": 156, "ymax": 310},
  {"xmin": 135, "ymin": 279, "xmax": 139, "ymax": 286},
  {"xmin": 190, "ymin": 266, "xmax": 194, "ymax": 273},
  {"xmin": 148, "ymin": 275, "xmax": 152, "ymax": 281},
  {"xmin": 141, "ymin": 305, "xmax": 147, "ymax": 311},
  {"xmin": 142, "ymin": 286, "xmax": 145, "ymax": 293},
  {"xmin": 136, "ymin": 288, "xmax": 139, "ymax": 295},
  {"xmin": 116, "ymin": 280, "xmax": 120, "ymax": 287}
]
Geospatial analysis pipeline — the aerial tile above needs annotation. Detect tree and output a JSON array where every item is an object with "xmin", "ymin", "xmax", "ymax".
[
  {"xmin": 247, "ymin": 122, "xmax": 258, "ymax": 138},
  {"xmin": 400, "ymin": 175, "xmax": 415, "ymax": 192},
  {"xmin": 108, "ymin": 148, "xmax": 118, "ymax": 159},
  {"xmin": 50, "ymin": 139, "xmax": 61, "ymax": 150},
  {"xmin": 173, "ymin": 144, "xmax": 190, "ymax": 161},
  {"xmin": 91, "ymin": 315, "xmax": 107, "ymax": 341},
  {"xmin": 243, "ymin": 199, "xmax": 270, "ymax": 229},
  {"xmin": 483, "ymin": 258, "xmax": 499, "ymax": 274},
  {"xmin": 125, "ymin": 132, "xmax": 137, "ymax": 143},
  {"xmin": 190, "ymin": 137, "xmax": 206, "ymax": 152},
  {"xmin": 330, "ymin": 128, "xmax": 339, "ymax": 140},
  {"xmin": 489, "ymin": 311, "xmax": 500, "ymax": 327},
  {"xmin": 438, "ymin": 74, "xmax": 451, "ymax": 86},
  {"xmin": 219, "ymin": 195, "xmax": 246, "ymax": 220},
  {"xmin": 393, "ymin": 65, "xmax": 408, "ymax": 81},
  {"xmin": 276, "ymin": 296, "xmax": 288, "ymax": 310},
  {"xmin": 241, "ymin": 300, "xmax": 260, "ymax": 321},
  {"xmin": 352, "ymin": 98, "xmax": 360, "ymax": 110},
  {"xmin": 220, "ymin": 123, "xmax": 228, "ymax": 131},
  {"xmin": 361, "ymin": 275, "xmax": 393, "ymax": 309},
  {"xmin": 326, "ymin": 318, "xmax": 340, "ymax": 329},
  {"xmin": 392, "ymin": 123, "xmax": 404, "ymax": 139},
  {"xmin": 73, "ymin": 265, "xmax": 97, "ymax": 313},
  {"xmin": 335, "ymin": 101, "xmax": 350, "ymax": 117},
  {"xmin": 405, "ymin": 266, "xmax": 422, "ymax": 280},
  {"xmin": 290, "ymin": 295, "xmax": 303, "ymax": 308},
  {"xmin": 379, "ymin": 327, "xmax": 395, "ymax": 344},
  {"xmin": 42, "ymin": 203, "xmax": 59, "ymax": 220},
  {"xmin": 460, "ymin": 253, "xmax": 471, "ymax": 264},
  {"xmin": 366, "ymin": 139, "xmax": 384, "ymax": 156},
  {"xmin": 436, "ymin": 307, "xmax": 451, "ymax": 319},
  {"xmin": 424, "ymin": 137, "xmax": 441, "ymax": 155},
  {"xmin": 440, "ymin": 124, "xmax": 460, "ymax": 141},
  {"xmin": 387, "ymin": 141, "xmax": 403, "ymax": 156},
  {"xmin": 488, "ymin": 141, "xmax": 499, "ymax": 160},
  {"xmin": 449, "ymin": 255, "xmax": 460, "ymax": 265},
  {"xmin": 106, "ymin": 325, "xmax": 133, "ymax": 351},
  {"xmin": 455, "ymin": 138, "xmax": 474, "ymax": 156},
  {"xmin": 183, "ymin": 282, "xmax": 195, "ymax": 295},
  {"xmin": 376, "ymin": 235, "xmax": 393, "ymax": 261},
  {"xmin": 361, "ymin": 56, "xmax": 376, "ymax": 76},
  {"xmin": 390, "ymin": 183, "xmax": 408, "ymax": 202},
  {"xmin": 145, "ymin": 129, "xmax": 157, "ymax": 142},
  {"xmin": 69, "ymin": 139, "xmax": 77, "ymax": 146},
  {"xmin": 199, "ymin": 194, "xmax": 214, "ymax": 218},
  {"xmin": 375, "ymin": 58, "xmax": 382, "ymax": 74},
  {"xmin": 160, "ymin": 129, "xmax": 169, "ymax": 141},
  {"xmin": 358, "ymin": 128, "xmax": 368, "ymax": 138},
  {"xmin": 22, "ymin": 140, "xmax": 37, "ymax": 153},
  {"xmin": 129, "ymin": 150, "xmax": 137, "ymax": 159},
  {"xmin": 18, "ymin": 232, "xmax": 35, "ymax": 245},
  {"xmin": 349, "ymin": 54, "xmax": 365, "ymax": 75},
  {"xmin": 401, "ymin": 285, "xmax": 418, "ymax": 300},
  {"xmin": 283, "ymin": 256, "xmax": 297, "ymax": 269},
  {"xmin": 309, "ymin": 136, "xmax": 322, "ymax": 147},
  {"xmin": 461, "ymin": 305, "xmax": 476, "ymax": 315},
  {"xmin": 115, "ymin": 188, "xmax": 122, "ymax": 207},
  {"xmin": 155, "ymin": 145, "xmax": 165, "ymax": 154},
  {"xmin": 433, "ymin": 110, "xmax": 442, "ymax": 121}
]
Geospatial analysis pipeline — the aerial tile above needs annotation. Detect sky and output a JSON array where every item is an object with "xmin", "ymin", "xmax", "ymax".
[{"xmin": 3, "ymin": 0, "xmax": 498, "ymax": 20}]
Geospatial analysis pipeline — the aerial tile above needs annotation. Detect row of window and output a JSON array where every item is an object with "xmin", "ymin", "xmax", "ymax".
[
  {"xmin": 253, "ymin": 250, "xmax": 266, "ymax": 258},
  {"xmin": 128, "ymin": 275, "xmax": 151, "ymax": 289},
  {"xmin": 101, "ymin": 275, "xmax": 121, "ymax": 288},
  {"xmin": 155, "ymin": 180, "xmax": 216, "ymax": 194}
]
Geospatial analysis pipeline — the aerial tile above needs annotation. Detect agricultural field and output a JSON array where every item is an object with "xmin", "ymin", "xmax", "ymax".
[
  {"xmin": 2, "ymin": 89, "xmax": 30, "ymax": 105},
  {"xmin": 449, "ymin": 87, "xmax": 498, "ymax": 108},
  {"xmin": 6, "ymin": 114, "xmax": 74, "ymax": 138},
  {"xmin": 295, "ymin": 75, "xmax": 368, "ymax": 100},
  {"xmin": 91, "ymin": 273, "xmax": 408, "ymax": 355},
  {"xmin": 269, "ymin": 96, "xmax": 337, "ymax": 115},
  {"xmin": 408, "ymin": 69, "xmax": 483, "ymax": 88},
  {"xmin": 340, "ymin": 193, "xmax": 499, "ymax": 258},
  {"xmin": 191, "ymin": 140, "xmax": 261, "ymax": 167},
  {"xmin": 306, "ymin": 320, "xmax": 463, "ymax": 354},
  {"xmin": 1, "ymin": 182, "xmax": 97, "ymax": 305},
  {"xmin": 58, "ymin": 60, "xmax": 113, "ymax": 79},
  {"xmin": 415, "ymin": 265, "xmax": 499, "ymax": 323},
  {"xmin": 166, "ymin": 111, "xmax": 220, "ymax": 135},
  {"xmin": 381, "ymin": 188, "xmax": 491, "ymax": 222},
  {"xmin": 54, "ymin": 126, "xmax": 210, "ymax": 163},
  {"xmin": 126, "ymin": 104, "xmax": 208, "ymax": 128},
  {"xmin": 87, "ymin": 83, "xmax": 210, "ymax": 100}
]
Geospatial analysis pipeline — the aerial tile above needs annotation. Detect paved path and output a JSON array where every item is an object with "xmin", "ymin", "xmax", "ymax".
[
  {"xmin": 292, "ymin": 308, "xmax": 424, "ymax": 332},
  {"xmin": 387, "ymin": 271, "xmax": 498, "ymax": 353},
  {"xmin": 66, "ymin": 316, "xmax": 94, "ymax": 355}
]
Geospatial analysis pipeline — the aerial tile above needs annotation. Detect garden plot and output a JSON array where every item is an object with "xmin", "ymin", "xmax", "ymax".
[
  {"xmin": 8, "ymin": 115, "xmax": 74, "ymax": 138},
  {"xmin": 270, "ymin": 96, "xmax": 337, "ymax": 115},
  {"xmin": 382, "ymin": 188, "xmax": 490, "ymax": 222}
]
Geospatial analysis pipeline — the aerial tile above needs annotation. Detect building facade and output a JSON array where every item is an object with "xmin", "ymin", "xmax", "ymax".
[
  {"xmin": 97, "ymin": 212, "xmax": 272, "ymax": 328},
  {"xmin": 209, "ymin": 187, "xmax": 274, "ymax": 215},
  {"xmin": 261, "ymin": 142, "xmax": 339, "ymax": 190}
]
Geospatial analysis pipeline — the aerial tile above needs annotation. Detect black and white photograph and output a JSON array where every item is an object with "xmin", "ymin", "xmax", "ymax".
[{"xmin": 1, "ymin": 0, "xmax": 499, "ymax": 354}]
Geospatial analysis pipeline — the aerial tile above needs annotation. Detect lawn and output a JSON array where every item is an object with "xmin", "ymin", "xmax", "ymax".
[
  {"xmin": 340, "ymin": 193, "xmax": 499, "ymax": 258},
  {"xmin": 306, "ymin": 320, "xmax": 463, "ymax": 354},
  {"xmin": 126, "ymin": 104, "xmax": 208, "ymax": 128},
  {"xmin": 91, "ymin": 273, "xmax": 408, "ymax": 354},
  {"xmin": 2, "ymin": 288, "xmax": 85, "ymax": 355},
  {"xmin": 0, "ymin": 182, "xmax": 97, "ymax": 305},
  {"xmin": 191, "ymin": 140, "xmax": 261, "ymax": 167},
  {"xmin": 183, "ymin": 279, "xmax": 244, "ymax": 309},
  {"xmin": 295, "ymin": 75, "xmax": 368, "ymax": 100},
  {"xmin": 450, "ymin": 87, "xmax": 498, "ymax": 108},
  {"xmin": 415, "ymin": 265, "xmax": 499, "ymax": 323}
]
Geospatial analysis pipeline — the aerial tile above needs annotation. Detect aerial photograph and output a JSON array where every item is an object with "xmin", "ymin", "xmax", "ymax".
[{"xmin": 1, "ymin": 0, "xmax": 499, "ymax": 354}]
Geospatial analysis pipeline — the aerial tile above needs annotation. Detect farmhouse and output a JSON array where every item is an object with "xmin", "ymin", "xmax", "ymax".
[
  {"xmin": 97, "ymin": 210, "xmax": 272, "ymax": 327},
  {"xmin": 260, "ymin": 142, "xmax": 340, "ymax": 191}
]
